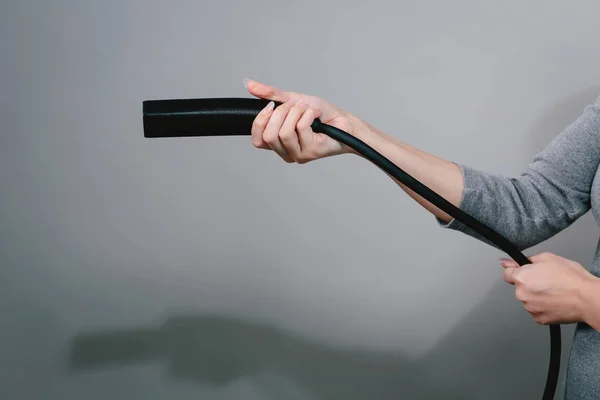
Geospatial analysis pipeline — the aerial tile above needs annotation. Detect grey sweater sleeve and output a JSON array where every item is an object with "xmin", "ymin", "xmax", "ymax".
[{"xmin": 438, "ymin": 95, "xmax": 600, "ymax": 251}]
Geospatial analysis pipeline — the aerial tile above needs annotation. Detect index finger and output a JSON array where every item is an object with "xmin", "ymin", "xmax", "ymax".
[{"xmin": 244, "ymin": 79, "xmax": 294, "ymax": 103}]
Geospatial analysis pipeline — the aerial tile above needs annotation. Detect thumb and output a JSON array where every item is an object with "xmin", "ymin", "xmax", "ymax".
[{"xmin": 244, "ymin": 78, "xmax": 293, "ymax": 103}]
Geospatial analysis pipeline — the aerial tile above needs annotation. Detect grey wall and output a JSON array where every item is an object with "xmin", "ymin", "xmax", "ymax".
[{"xmin": 2, "ymin": 0, "xmax": 600, "ymax": 399}]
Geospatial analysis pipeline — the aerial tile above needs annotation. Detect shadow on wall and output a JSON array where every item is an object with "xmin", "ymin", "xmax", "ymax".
[
  {"xmin": 421, "ymin": 279, "xmax": 552, "ymax": 400},
  {"xmin": 64, "ymin": 281, "xmax": 572, "ymax": 400},
  {"xmin": 62, "ymin": 284, "xmax": 571, "ymax": 400},
  {"xmin": 65, "ymin": 89, "xmax": 600, "ymax": 399},
  {"xmin": 427, "ymin": 86, "xmax": 600, "ymax": 399},
  {"xmin": 69, "ymin": 315, "xmax": 476, "ymax": 399},
  {"xmin": 67, "ymin": 313, "xmax": 471, "ymax": 400},
  {"xmin": 425, "ymin": 86, "xmax": 600, "ymax": 400}
]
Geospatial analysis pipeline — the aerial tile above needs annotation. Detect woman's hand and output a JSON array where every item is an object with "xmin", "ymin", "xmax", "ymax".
[
  {"xmin": 500, "ymin": 252, "xmax": 599, "ymax": 325},
  {"xmin": 244, "ymin": 78, "xmax": 360, "ymax": 163}
]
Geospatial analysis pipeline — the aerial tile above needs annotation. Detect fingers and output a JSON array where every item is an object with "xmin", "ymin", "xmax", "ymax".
[
  {"xmin": 499, "ymin": 252, "xmax": 556, "ymax": 272},
  {"xmin": 503, "ymin": 262, "xmax": 532, "ymax": 285},
  {"xmin": 296, "ymin": 107, "xmax": 318, "ymax": 157},
  {"xmin": 499, "ymin": 258, "xmax": 519, "ymax": 268},
  {"xmin": 528, "ymin": 252, "xmax": 555, "ymax": 263},
  {"xmin": 278, "ymin": 102, "xmax": 309, "ymax": 161},
  {"xmin": 251, "ymin": 101, "xmax": 275, "ymax": 150},
  {"xmin": 245, "ymin": 79, "xmax": 326, "ymax": 163},
  {"xmin": 262, "ymin": 100, "xmax": 297, "ymax": 162},
  {"xmin": 500, "ymin": 255, "xmax": 535, "ymax": 285},
  {"xmin": 251, "ymin": 97, "xmax": 319, "ymax": 163},
  {"xmin": 503, "ymin": 266, "xmax": 519, "ymax": 285},
  {"xmin": 245, "ymin": 78, "xmax": 293, "ymax": 103},
  {"xmin": 499, "ymin": 252, "xmax": 544, "ymax": 268}
]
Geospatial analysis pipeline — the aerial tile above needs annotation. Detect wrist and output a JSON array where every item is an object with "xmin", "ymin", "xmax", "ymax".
[
  {"xmin": 578, "ymin": 274, "xmax": 600, "ymax": 326},
  {"xmin": 343, "ymin": 113, "xmax": 380, "ymax": 156}
]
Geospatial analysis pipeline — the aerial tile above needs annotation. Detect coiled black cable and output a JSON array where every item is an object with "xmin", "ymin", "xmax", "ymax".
[{"xmin": 143, "ymin": 97, "xmax": 561, "ymax": 399}]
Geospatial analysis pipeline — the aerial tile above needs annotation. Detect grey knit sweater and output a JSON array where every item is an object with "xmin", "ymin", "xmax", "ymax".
[{"xmin": 437, "ymin": 95, "xmax": 600, "ymax": 399}]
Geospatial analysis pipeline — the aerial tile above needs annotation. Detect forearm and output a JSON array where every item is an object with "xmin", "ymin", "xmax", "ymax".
[
  {"xmin": 581, "ymin": 276, "xmax": 600, "ymax": 332},
  {"xmin": 346, "ymin": 95, "xmax": 600, "ymax": 250},
  {"xmin": 347, "ymin": 114, "xmax": 464, "ymax": 223}
]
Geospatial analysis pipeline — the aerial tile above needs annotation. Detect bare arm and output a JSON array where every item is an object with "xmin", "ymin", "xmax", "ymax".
[
  {"xmin": 246, "ymin": 79, "xmax": 599, "ymax": 250},
  {"xmin": 346, "ymin": 114, "xmax": 463, "ymax": 224},
  {"xmin": 346, "ymin": 96, "xmax": 600, "ymax": 250}
]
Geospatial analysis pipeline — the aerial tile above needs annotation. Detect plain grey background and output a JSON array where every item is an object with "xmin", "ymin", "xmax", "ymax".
[{"xmin": 2, "ymin": 0, "xmax": 600, "ymax": 399}]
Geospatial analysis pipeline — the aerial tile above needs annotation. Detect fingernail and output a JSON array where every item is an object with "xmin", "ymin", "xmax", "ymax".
[
  {"xmin": 265, "ymin": 101, "xmax": 275, "ymax": 112},
  {"xmin": 243, "ymin": 78, "xmax": 251, "ymax": 88}
]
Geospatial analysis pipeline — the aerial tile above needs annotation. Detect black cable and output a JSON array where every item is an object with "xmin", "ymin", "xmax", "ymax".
[{"xmin": 143, "ymin": 97, "xmax": 561, "ymax": 399}]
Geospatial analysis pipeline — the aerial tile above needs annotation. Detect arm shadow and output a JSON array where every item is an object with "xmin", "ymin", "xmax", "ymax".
[
  {"xmin": 65, "ymin": 87, "xmax": 600, "ymax": 400},
  {"xmin": 67, "ymin": 312, "xmax": 472, "ymax": 400}
]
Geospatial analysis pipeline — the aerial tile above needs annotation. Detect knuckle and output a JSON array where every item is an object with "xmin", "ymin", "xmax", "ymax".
[
  {"xmin": 524, "ymin": 302, "xmax": 538, "ymax": 314},
  {"xmin": 281, "ymin": 100, "xmax": 295, "ymax": 110},
  {"xmin": 513, "ymin": 272, "xmax": 525, "ymax": 285},
  {"xmin": 297, "ymin": 118, "xmax": 310, "ymax": 130},
  {"xmin": 265, "ymin": 88, "xmax": 277, "ymax": 98},
  {"xmin": 252, "ymin": 119, "xmax": 266, "ymax": 132},
  {"xmin": 263, "ymin": 133, "xmax": 277, "ymax": 145},
  {"xmin": 301, "ymin": 109, "xmax": 315, "ymax": 124},
  {"xmin": 295, "ymin": 154, "xmax": 310, "ymax": 164},
  {"xmin": 296, "ymin": 102, "xmax": 310, "ymax": 114},
  {"xmin": 270, "ymin": 107, "xmax": 287, "ymax": 120},
  {"xmin": 279, "ymin": 128, "xmax": 295, "ymax": 142},
  {"xmin": 299, "ymin": 150, "xmax": 318, "ymax": 164},
  {"xmin": 514, "ymin": 276, "xmax": 523, "ymax": 286},
  {"xmin": 285, "ymin": 150, "xmax": 299, "ymax": 161}
]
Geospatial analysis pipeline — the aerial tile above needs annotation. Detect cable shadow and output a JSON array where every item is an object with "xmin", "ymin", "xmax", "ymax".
[{"xmin": 67, "ymin": 313, "xmax": 472, "ymax": 400}]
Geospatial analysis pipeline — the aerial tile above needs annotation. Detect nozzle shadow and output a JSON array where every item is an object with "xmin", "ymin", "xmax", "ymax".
[{"xmin": 68, "ymin": 313, "xmax": 470, "ymax": 399}]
